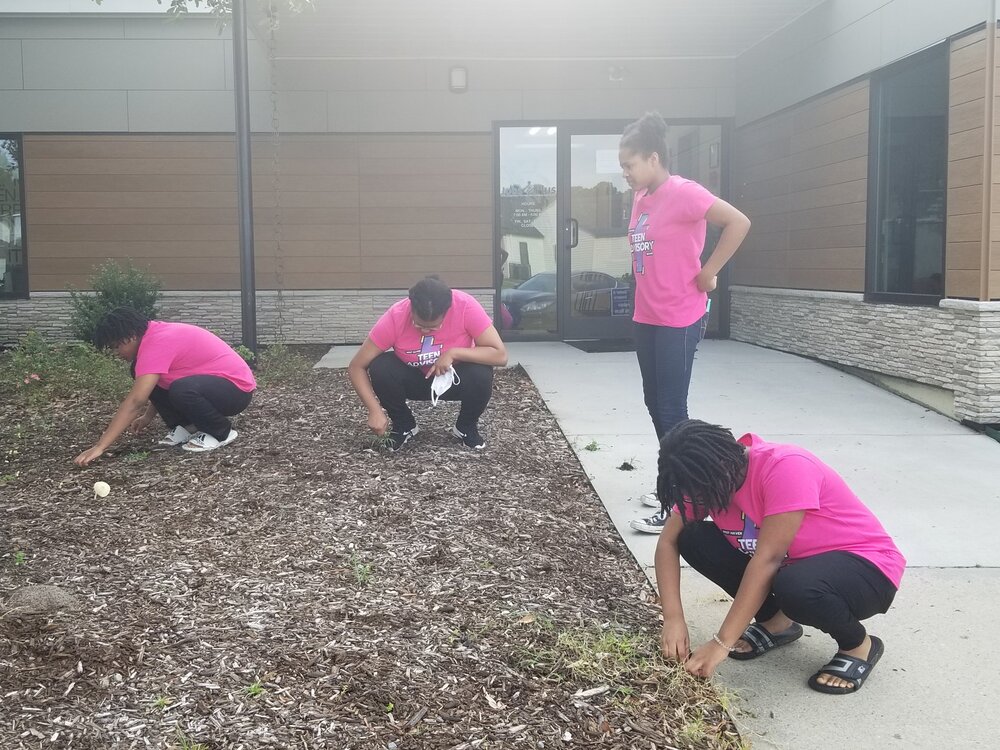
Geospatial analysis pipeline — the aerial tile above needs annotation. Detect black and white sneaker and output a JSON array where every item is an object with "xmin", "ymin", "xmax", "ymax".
[
  {"xmin": 388, "ymin": 425, "xmax": 419, "ymax": 452},
  {"xmin": 452, "ymin": 423, "xmax": 485, "ymax": 450},
  {"xmin": 629, "ymin": 508, "xmax": 668, "ymax": 533},
  {"xmin": 639, "ymin": 491, "xmax": 660, "ymax": 508}
]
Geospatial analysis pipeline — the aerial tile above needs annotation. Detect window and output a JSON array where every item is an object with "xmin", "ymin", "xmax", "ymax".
[
  {"xmin": 867, "ymin": 45, "xmax": 948, "ymax": 302},
  {"xmin": 0, "ymin": 136, "xmax": 26, "ymax": 298}
]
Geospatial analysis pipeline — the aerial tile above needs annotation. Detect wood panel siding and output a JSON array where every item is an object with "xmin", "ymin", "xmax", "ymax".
[
  {"xmin": 949, "ymin": 28, "xmax": 988, "ymax": 299},
  {"xmin": 731, "ymin": 81, "xmax": 870, "ymax": 292},
  {"xmin": 22, "ymin": 134, "xmax": 492, "ymax": 292}
]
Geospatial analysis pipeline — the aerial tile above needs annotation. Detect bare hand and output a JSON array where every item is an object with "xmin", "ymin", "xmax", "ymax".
[
  {"xmin": 367, "ymin": 410, "xmax": 389, "ymax": 436},
  {"xmin": 129, "ymin": 410, "xmax": 154, "ymax": 435},
  {"xmin": 427, "ymin": 350, "xmax": 456, "ymax": 378},
  {"xmin": 660, "ymin": 620, "xmax": 691, "ymax": 662},
  {"xmin": 74, "ymin": 446, "xmax": 106, "ymax": 467},
  {"xmin": 684, "ymin": 639, "xmax": 728, "ymax": 678},
  {"xmin": 695, "ymin": 271, "xmax": 718, "ymax": 293}
]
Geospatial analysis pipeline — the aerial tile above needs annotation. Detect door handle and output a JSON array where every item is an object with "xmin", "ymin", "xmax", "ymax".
[{"xmin": 568, "ymin": 218, "xmax": 579, "ymax": 249}]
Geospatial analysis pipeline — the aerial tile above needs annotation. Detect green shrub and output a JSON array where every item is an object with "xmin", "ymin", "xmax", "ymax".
[
  {"xmin": 255, "ymin": 343, "xmax": 313, "ymax": 386},
  {"xmin": 0, "ymin": 331, "xmax": 131, "ymax": 406},
  {"xmin": 68, "ymin": 260, "xmax": 162, "ymax": 344}
]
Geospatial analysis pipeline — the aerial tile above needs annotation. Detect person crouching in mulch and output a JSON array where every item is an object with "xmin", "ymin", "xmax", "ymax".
[
  {"xmin": 74, "ymin": 307, "xmax": 256, "ymax": 467},
  {"xmin": 348, "ymin": 276, "xmax": 507, "ymax": 451},
  {"xmin": 652, "ymin": 420, "xmax": 905, "ymax": 695}
]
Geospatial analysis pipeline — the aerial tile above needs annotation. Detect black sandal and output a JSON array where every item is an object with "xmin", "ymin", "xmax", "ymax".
[
  {"xmin": 807, "ymin": 635, "xmax": 885, "ymax": 694},
  {"xmin": 728, "ymin": 622, "xmax": 804, "ymax": 661}
]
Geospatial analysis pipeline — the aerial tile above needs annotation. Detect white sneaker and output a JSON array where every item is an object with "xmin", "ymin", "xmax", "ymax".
[
  {"xmin": 640, "ymin": 491, "xmax": 660, "ymax": 508},
  {"xmin": 158, "ymin": 425, "xmax": 193, "ymax": 446},
  {"xmin": 182, "ymin": 429, "xmax": 238, "ymax": 453}
]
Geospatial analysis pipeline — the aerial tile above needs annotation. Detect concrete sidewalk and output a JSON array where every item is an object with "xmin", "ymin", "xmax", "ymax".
[
  {"xmin": 319, "ymin": 340, "xmax": 999, "ymax": 749},
  {"xmin": 507, "ymin": 340, "xmax": 999, "ymax": 750}
]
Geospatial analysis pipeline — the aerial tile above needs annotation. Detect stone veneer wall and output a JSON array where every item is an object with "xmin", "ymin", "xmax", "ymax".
[
  {"xmin": 730, "ymin": 285, "xmax": 1000, "ymax": 423},
  {"xmin": 0, "ymin": 289, "xmax": 496, "ymax": 348}
]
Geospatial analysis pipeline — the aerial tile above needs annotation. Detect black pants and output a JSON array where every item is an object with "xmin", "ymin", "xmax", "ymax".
[
  {"xmin": 634, "ymin": 316, "xmax": 707, "ymax": 440},
  {"xmin": 148, "ymin": 375, "xmax": 253, "ymax": 441},
  {"xmin": 678, "ymin": 521, "xmax": 897, "ymax": 651},
  {"xmin": 367, "ymin": 352, "xmax": 493, "ymax": 431}
]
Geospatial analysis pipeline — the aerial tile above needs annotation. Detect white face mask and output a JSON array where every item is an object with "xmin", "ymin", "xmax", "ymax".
[{"xmin": 430, "ymin": 367, "xmax": 460, "ymax": 406}]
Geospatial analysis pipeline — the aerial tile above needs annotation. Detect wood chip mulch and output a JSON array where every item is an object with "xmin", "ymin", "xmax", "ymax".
[{"xmin": 0, "ymin": 364, "xmax": 741, "ymax": 749}]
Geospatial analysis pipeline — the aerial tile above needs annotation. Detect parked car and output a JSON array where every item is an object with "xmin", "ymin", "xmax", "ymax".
[{"xmin": 501, "ymin": 271, "xmax": 628, "ymax": 330}]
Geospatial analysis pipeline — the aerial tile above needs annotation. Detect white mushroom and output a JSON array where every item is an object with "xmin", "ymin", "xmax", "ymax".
[{"xmin": 93, "ymin": 481, "xmax": 111, "ymax": 500}]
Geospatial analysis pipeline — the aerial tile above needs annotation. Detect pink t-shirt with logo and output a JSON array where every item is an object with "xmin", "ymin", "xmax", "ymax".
[
  {"xmin": 628, "ymin": 175, "xmax": 717, "ymax": 327},
  {"xmin": 368, "ymin": 290, "xmax": 493, "ymax": 374},
  {"xmin": 135, "ymin": 321, "xmax": 257, "ymax": 392},
  {"xmin": 678, "ymin": 434, "xmax": 906, "ymax": 588}
]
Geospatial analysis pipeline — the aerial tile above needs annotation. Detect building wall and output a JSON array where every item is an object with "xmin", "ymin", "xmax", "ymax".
[
  {"xmin": 736, "ymin": 0, "xmax": 989, "ymax": 126},
  {"xmin": 0, "ymin": 15, "xmax": 735, "ymax": 135},
  {"xmin": 22, "ymin": 133, "xmax": 493, "ymax": 292},
  {"xmin": 0, "ymin": 289, "xmax": 495, "ymax": 346},
  {"xmin": 730, "ymin": 79, "xmax": 869, "ymax": 291}
]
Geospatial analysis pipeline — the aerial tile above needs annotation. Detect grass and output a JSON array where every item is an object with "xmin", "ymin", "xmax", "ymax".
[
  {"xmin": 124, "ymin": 450, "xmax": 150, "ymax": 463},
  {"xmin": 368, "ymin": 432, "xmax": 395, "ymax": 453},
  {"xmin": 244, "ymin": 680, "xmax": 266, "ymax": 698},
  {"xmin": 153, "ymin": 695, "xmax": 172, "ymax": 709},
  {"xmin": 583, "ymin": 440, "xmax": 600, "ymax": 452},
  {"xmin": 349, "ymin": 553, "xmax": 373, "ymax": 586},
  {"xmin": 12, "ymin": 551, "xmax": 27, "ymax": 566},
  {"xmin": 172, "ymin": 729, "xmax": 209, "ymax": 750},
  {"xmin": 254, "ymin": 343, "xmax": 314, "ymax": 386}
]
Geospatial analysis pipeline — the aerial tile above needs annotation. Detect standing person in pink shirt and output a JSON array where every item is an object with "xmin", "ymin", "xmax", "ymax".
[
  {"xmin": 74, "ymin": 307, "xmax": 256, "ymax": 466},
  {"xmin": 348, "ymin": 276, "xmax": 507, "ymax": 451},
  {"xmin": 619, "ymin": 112, "xmax": 752, "ymax": 534},
  {"xmin": 653, "ymin": 420, "xmax": 905, "ymax": 694}
]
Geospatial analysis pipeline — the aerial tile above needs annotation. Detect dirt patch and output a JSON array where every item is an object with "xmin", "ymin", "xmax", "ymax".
[{"xmin": 0, "ymin": 365, "xmax": 741, "ymax": 749}]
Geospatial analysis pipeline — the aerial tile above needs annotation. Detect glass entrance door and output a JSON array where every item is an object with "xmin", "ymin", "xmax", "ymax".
[{"xmin": 560, "ymin": 129, "xmax": 635, "ymax": 339}]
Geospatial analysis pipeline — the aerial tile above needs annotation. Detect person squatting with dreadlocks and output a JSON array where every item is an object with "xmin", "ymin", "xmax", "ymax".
[
  {"xmin": 74, "ymin": 307, "xmax": 256, "ymax": 466},
  {"xmin": 653, "ymin": 420, "xmax": 904, "ymax": 694}
]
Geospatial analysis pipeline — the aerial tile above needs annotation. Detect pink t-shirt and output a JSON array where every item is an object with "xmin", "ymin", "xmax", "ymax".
[
  {"xmin": 679, "ymin": 434, "xmax": 906, "ymax": 588},
  {"xmin": 135, "ymin": 321, "xmax": 256, "ymax": 392},
  {"xmin": 368, "ymin": 289, "xmax": 493, "ymax": 374},
  {"xmin": 628, "ymin": 175, "xmax": 717, "ymax": 327}
]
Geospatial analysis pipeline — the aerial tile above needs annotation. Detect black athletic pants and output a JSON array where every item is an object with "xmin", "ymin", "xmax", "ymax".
[
  {"xmin": 678, "ymin": 520, "xmax": 897, "ymax": 651},
  {"xmin": 367, "ymin": 352, "xmax": 493, "ymax": 431},
  {"xmin": 148, "ymin": 375, "xmax": 253, "ymax": 441}
]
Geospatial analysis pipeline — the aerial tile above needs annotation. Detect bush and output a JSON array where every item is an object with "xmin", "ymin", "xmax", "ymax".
[
  {"xmin": 68, "ymin": 260, "xmax": 162, "ymax": 344},
  {"xmin": 255, "ymin": 343, "xmax": 313, "ymax": 386},
  {"xmin": 0, "ymin": 331, "xmax": 131, "ymax": 407}
]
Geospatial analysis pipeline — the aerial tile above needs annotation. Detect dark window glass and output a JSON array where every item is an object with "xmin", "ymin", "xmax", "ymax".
[
  {"xmin": 868, "ymin": 45, "xmax": 947, "ymax": 300},
  {"xmin": 0, "ymin": 136, "xmax": 26, "ymax": 297}
]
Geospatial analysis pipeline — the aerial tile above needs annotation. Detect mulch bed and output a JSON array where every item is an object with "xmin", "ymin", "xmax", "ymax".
[{"xmin": 0, "ymin": 363, "xmax": 741, "ymax": 749}]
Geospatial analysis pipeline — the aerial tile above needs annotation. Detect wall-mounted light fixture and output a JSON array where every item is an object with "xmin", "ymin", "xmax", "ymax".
[{"xmin": 449, "ymin": 66, "xmax": 468, "ymax": 93}]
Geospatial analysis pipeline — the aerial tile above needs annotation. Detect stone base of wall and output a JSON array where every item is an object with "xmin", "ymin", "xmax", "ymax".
[
  {"xmin": 0, "ymin": 289, "xmax": 497, "ymax": 347},
  {"xmin": 730, "ymin": 285, "xmax": 1000, "ymax": 424}
]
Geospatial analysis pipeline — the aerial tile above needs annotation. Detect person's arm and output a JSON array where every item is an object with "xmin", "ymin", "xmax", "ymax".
[
  {"xmin": 695, "ymin": 199, "xmax": 752, "ymax": 292},
  {"xmin": 347, "ymin": 338, "xmax": 391, "ymax": 435},
  {"xmin": 74, "ymin": 373, "xmax": 160, "ymax": 466},
  {"xmin": 684, "ymin": 510, "xmax": 804, "ymax": 678},
  {"xmin": 655, "ymin": 512, "xmax": 691, "ymax": 661},
  {"xmin": 428, "ymin": 325, "xmax": 508, "ymax": 377}
]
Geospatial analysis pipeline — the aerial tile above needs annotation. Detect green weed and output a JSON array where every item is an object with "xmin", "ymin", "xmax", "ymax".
[
  {"xmin": 124, "ymin": 450, "xmax": 150, "ymax": 463},
  {"xmin": 172, "ymin": 729, "xmax": 209, "ymax": 750},
  {"xmin": 583, "ymin": 440, "xmax": 600, "ymax": 452},
  {"xmin": 254, "ymin": 343, "xmax": 314, "ymax": 386},
  {"xmin": 350, "ymin": 553, "xmax": 373, "ymax": 586},
  {"xmin": 244, "ymin": 680, "xmax": 266, "ymax": 698},
  {"xmin": 12, "ymin": 551, "xmax": 26, "ymax": 566}
]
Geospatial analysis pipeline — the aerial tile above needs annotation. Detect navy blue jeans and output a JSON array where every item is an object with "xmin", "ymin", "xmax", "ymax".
[{"xmin": 634, "ymin": 315, "xmax": 707, "ymax": 440}]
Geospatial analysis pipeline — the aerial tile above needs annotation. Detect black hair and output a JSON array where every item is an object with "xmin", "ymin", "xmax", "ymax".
[
  {"xmin": 656, "ymin": 420, "xmax": 748, "ymax": 523},
  {"xmin": 620, "ymin": 111, "xmax": 669, "ymax": 167},
  {"xmin": 408, "ymin": 276, "xmax": 453, "ymax": 321},
  {"xmin": 92, "ymin": 306, "xmax": 150, "ymax": 351}
]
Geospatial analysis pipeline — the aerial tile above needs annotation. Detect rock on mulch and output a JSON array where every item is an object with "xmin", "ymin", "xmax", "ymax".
[{"xmin": 0, "ymin": 365, "xmax": 741, "ymax": 749}]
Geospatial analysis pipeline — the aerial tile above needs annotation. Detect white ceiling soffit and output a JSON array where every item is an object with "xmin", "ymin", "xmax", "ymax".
[{"xmin": 274, "ymin": 0, "xmax": 827, "ymax": 60}]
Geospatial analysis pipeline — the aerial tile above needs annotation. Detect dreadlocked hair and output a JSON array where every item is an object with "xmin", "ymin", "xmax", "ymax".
[
  {"xmin": 656, "ymin": 420, "xmax": 747, "ymax": 524},
  {"xmin": 92, "ymin": 306, "xmax": 150, "ymax": 350}
]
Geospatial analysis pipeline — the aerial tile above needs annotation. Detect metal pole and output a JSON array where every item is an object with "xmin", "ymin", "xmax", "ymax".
[{"xmin": 232, "ymin": 0, "xmax": 258, "ymax": 352}]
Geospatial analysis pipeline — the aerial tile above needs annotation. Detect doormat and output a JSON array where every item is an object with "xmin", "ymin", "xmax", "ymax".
[{"xmin": 567, "ymin": 339, "xmax": 636, "ymax": 353}]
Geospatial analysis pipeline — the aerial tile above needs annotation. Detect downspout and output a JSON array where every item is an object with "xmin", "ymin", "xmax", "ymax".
[{"xmin": 981, "ymin": 0, "xmax": 997, "ymax": 301}]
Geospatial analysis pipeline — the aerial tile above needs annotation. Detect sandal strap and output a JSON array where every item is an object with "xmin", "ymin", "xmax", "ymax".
[
  {"xmin": 741, "ymin": 623, "xmax": 774, "ymax": 655},
  {"xmin": 816, "ymin": 654, "xmax": 873, "ymax": 685}
]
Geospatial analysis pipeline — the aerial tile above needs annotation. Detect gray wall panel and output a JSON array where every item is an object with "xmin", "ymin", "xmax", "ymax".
[
  {"xmin": 22, "ymin": 39, "xmax": 226, "ymax": 90},
  {"xmin": 0, "ymin": 90, "xmax": 128, "ymax": 130},
  {"xmin": 736, "ymin": 0, "xmax": 989, "ymax": 125},
  {"xmin": 0, "ymin": 40, "xmax": 22, "ymax": 90},
  {"xmin": 522, "ymin": 87, "xmax": 720, "ymax": 120},
  {"xmin": 0, "ymin": 17, "xmax": 124, "ymax": 39},
  {"xmin": 126, "ymin": 90, "xmax": 235, "ymax": 132}
]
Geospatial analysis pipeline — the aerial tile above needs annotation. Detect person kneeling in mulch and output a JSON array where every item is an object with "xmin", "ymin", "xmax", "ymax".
[
  {"xmin": 74, "ymin": 307, "xmax": 256, "ymax": 466},
  {"xmin": 653, "ymin": 420, "xmax": 905, "ymax": 695},
  {"xmin": 348, "ymin": 276, "xmax": 507, "ymax": 451}
]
